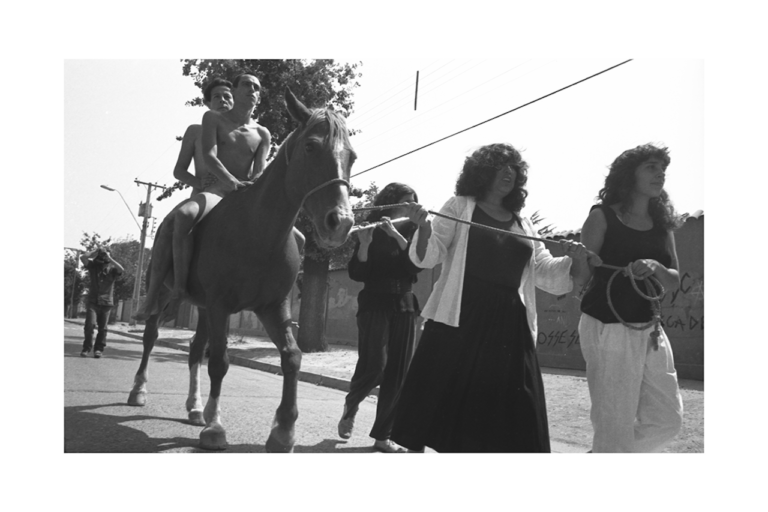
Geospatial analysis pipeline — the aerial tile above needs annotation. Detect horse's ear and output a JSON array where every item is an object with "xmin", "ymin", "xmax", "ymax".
[{"xmin": 285, "ymin": 87, "xmax": 311, "ymax": 124}]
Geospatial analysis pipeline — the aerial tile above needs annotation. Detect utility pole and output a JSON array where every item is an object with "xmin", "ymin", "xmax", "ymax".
[
  {"xmin": 414, "ymin": 70, "xmax": 419, "ymax": 110},
  {"xmin": 130, "ymin": 179, "xmax": 166, "ymax": 325}
]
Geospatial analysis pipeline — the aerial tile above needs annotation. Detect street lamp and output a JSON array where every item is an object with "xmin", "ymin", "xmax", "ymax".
[
  {"xmin": 100, "ymin": 185, "xmax": 142, "ymax": 231},
  {"xmin": 101, "ymin": 184, "xmax": 143, "ymax": 325}
]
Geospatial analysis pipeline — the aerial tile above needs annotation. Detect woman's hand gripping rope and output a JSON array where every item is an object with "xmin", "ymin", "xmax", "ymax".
[{"xmin": 578, "ymin": 259, "xmax": 667, "ymax": 350}]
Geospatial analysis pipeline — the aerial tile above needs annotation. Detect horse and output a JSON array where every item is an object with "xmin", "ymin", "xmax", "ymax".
[{"xmin": 127, "ymin": 88, "xmax": 356, "ymax": 452}]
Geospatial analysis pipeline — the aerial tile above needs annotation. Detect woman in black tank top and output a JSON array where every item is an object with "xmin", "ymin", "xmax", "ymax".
[{"xmin": 576, "ymin": 143, "xmax": 684, "ymax": 453}]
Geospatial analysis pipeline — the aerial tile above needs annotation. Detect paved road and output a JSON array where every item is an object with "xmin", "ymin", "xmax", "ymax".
[{"xmin": 64, "ymin": 323, "xmax": 387, "ymax": 453}]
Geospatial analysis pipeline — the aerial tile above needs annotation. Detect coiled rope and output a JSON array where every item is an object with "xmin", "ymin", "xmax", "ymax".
[{"xmin": 601, "ymin": 263, "xmax": 666, "ymax": 350}]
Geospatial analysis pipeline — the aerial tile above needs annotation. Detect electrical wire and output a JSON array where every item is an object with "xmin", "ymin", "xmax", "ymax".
[
  {"xmin": 351, "ymin": 59, "xmax": 633, "ymax": 178},
  {"xmin": 354, "ymin": 59, "xmax": 543, "ymax": 149}
]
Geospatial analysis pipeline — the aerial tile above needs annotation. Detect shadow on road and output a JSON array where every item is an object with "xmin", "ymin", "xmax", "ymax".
[
  {"xmin": 294, "ymin": 439, "xmax": 374, "ymax": 454},
  {"xmin": 64, "ymin": 402, "xmax": 202, "ymax": 453},
  {"xmin": 64, "ymin": 401, "xmax": 382, "ymax": 453},
  {"xmin": 64, "ymin": 335, "xmax": 191, "ymax": 365}
]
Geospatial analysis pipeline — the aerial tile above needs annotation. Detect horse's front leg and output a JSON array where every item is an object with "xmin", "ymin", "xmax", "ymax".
[
  {"xmin": 186, "ymin": 312, "xmax": 208, "ymax": 426},
  {"xmin": 199, "ymin": 305, "xmax": 229, "ymax": 450},
  {"xmin": 259, "ymin": 300, "xmax": 301, "ymax": 453},
  {"xmin": 127, "ymin": 313, "xmax": 160, "ymax": 406}
]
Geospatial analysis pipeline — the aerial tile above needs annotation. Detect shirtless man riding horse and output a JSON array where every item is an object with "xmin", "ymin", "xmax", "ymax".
[{"xmin": 136, "ymin": 72, "xmax": 283, "ymax": 321}]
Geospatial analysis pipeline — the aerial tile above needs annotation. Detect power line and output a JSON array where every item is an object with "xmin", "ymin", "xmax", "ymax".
[
  {"xmin": 354, "ymin": 59, "xmax": 543, "ymax": 150},
  {"xmin": 136, "ymin": 138, "xmax": 181, "ymax": 183},
  {"xmin": 348, "ymin": 60, "xmax": 444, "ymax": 123},
  {"xmin": 350, "ymin": 60, "xmax": 459, "ymax": 128},
  {"xmin": 352, "ymin": 60, "xmax": 486, "ymax": 132},
  {"xmin": 351, "ymin": 59, "xmax": 633, "ymax": 179}
]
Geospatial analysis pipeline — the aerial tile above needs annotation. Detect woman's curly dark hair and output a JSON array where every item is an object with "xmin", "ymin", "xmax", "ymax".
[
  {"xmin": 455, "ymin": 143, "xmax": 528, "ymax": 214},
  {"xmin": 366, "ymin": 182, "xmax": 419, "ymax": 223},
  {"xmin": 598, "ymin": 143, "xmax": 682, "ymax": 231}
]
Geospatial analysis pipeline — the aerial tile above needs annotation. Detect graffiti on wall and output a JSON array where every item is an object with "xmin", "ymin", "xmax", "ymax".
[
  {"xmin": 327, "ymin": 286, "xmax": 357, "ymax": 319},
  {"xmin": 660, "ymin": 271, "xmax": 704, "ymax": 334},
  {"xmin": 537, "ymin": 328, "xmax": 581, "ymax": 349},
  {"xmin": 536, "ymin": 271, "xmax": 704, "ymax": 349}
]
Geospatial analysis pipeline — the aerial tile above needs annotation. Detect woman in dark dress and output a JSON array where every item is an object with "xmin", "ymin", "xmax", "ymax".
[
  {"xmin": 338, "ymin": 183, "xmax": 423, "ymax": 453},
  {"xmin": 390, "ymin": 143, "xmax": 595, "ymax": 453}
]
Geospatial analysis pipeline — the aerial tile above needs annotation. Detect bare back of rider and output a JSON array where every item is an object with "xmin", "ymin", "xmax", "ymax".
[
  {"xmin": 160, "ymin": 74, "xmax": 272, "ymax": 321},
  {"xmin": 133, "ymin": 126, "xmax": 229, "ymax": 321},
  {"xmin": 134, "ymin": 80, "xmax": 236, "ymax": 321}
]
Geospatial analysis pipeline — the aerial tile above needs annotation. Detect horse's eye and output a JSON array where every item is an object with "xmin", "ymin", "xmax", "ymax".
[{"xmin": 305, "ymin": 143, "xmax": 314, "ymax": 153}]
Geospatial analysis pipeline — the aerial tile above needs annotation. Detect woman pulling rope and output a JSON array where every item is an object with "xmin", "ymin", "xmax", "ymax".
[{"xmin": 575, "ymin": 143, "xmax": 684, "ymax": 453}]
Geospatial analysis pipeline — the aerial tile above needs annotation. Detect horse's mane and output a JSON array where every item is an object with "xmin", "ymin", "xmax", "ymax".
[{"xmin": 272, "ymin": 108, "xmax": 355, "ymax": 169}]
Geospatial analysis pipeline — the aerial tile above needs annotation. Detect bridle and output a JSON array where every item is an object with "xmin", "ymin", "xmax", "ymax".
[
  {"xmin": 282, "ymin": 127, "xmax": 351, "ymax": 207},
  {"xmin": 301, "ymin": 177, "xmax": 350, "ymax": 207}
]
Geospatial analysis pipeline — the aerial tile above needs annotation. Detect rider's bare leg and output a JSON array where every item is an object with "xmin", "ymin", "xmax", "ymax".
[
  {"xmin": 163, "ymin": 192, "xmax": 223, "ymax": 321},
  {"xmin": 134, "ymin": 217, "xmax": 175, "ymax": 320}
]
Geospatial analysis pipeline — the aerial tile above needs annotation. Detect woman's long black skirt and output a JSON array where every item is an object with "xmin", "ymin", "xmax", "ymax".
[{"xmin": 390, "ymin": 275, "xmax": 550, "ymax": 452}]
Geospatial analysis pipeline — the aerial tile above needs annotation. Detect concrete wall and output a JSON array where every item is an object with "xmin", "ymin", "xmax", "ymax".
[
  {"xmin": 533, "ymin": 214, "xmax": 704, "ymax": 380},
  {"xmin": 163, "ymin": 215, "xmax": 704, "ymax": 380}
]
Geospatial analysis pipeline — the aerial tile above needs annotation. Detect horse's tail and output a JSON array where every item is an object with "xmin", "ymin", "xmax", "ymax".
[
  {"xmin": 144, "ymin": 257, "xmax": 152, "ymax": 289},
  {"xmin": 143, "ymin": 217, "xmax": 168, "ymax": 290}
]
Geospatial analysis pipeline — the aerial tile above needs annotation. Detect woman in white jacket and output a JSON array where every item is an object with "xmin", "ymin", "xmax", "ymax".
[{"xmin": 390, "ymin": 143, "xmax": 597, "ymax": 452}]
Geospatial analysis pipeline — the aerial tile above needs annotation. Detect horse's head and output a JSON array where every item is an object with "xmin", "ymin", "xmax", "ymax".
[{"xmin": 283, "ymin": 88, "xmax": 355, "ymax": 249}]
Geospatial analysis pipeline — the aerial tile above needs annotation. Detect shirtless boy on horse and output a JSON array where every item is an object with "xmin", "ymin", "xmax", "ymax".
[{"xmin": 136, "ymin": 72, "xmax": 275, "ymax": 321}]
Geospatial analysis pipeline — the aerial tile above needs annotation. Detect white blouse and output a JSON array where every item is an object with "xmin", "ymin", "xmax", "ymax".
[{"xmin": 408, "ymin": 195, "xmax": 574, "ymax": 346}]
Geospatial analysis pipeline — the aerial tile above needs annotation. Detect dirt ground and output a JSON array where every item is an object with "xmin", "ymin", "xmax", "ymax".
[{"xmin": 109, "ymin": 322, "xmax": 704, "ymax": 453}]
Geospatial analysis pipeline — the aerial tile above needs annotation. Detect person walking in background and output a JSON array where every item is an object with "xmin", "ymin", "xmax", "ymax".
[
  {"xmin": 80, "ymin": 247, "xmax": 124, "ymax": 358},
  {"xmin": 389, "ymin": 143, "xmax": 597, "ymax": 452},
  {"xmin": 576, "ymin": 143, "xmax": 684, "ymax": 453},
  {"xmin": 338, "ymin": 183, "xmax": 423, "ymax": 453}
]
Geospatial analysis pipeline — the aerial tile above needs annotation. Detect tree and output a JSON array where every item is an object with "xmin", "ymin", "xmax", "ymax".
[
  {"xmin": 107, "ymin": 236, "xmax": 151, "ymax": 302},
  {"xmin": 157, "ymin": 59, "xmax": 362, "ymax": 201},
  {"xmin": 67, "ymin": 232, "xmax": 151, "ymax": 314},
  {"xmin": 530, "ymin": 211, "xmax": 556, "ymax": 237},
  {"xmin": 64, "ymin": 251, "xmax": 86, "ymax": 317},
  {"xmin": 295, "ymin": 183, "xmax": 378, "ymax": 352}
]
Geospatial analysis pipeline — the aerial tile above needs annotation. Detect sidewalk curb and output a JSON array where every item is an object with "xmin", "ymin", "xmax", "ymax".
[{"xmin": 64, "ymin": 319, "xmax": 352, "ymax": 394}]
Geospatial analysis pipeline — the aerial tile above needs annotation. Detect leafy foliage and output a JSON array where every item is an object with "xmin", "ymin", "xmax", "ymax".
[
  {"xmin": 64, "ymin": 251, "xmax": 86, "ymax": 314},
  {"xmin": 157, "ymin": 59, "xmax": 362, "ymax": 201},
  {"xmin": 530, "ymin": 210, "xmax": 556, "ymax": 237},
  {"xmin": 107, "ymin": 236, "xmax": 151, "ymax": 302}
]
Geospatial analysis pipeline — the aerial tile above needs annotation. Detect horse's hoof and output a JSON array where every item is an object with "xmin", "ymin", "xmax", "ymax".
[
  {"xmin": 127, "ymin": 389, "xmax": 147, "ymax": 406},
  {"xmin": 188, "ymin": 410, "xmax": 205, "ymax": 426},
  {"xmin": 200, "ymin": 424, "xmax": 227, "ymax": 451},
  {"xmin": 265, "ymin": 429, "xmax": 295, "ymax": 453}
]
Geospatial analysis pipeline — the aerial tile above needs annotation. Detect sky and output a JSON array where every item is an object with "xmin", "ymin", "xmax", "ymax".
[{"xmin": 63, "ymin": 58, "xmax": 703, "ymax": 250}]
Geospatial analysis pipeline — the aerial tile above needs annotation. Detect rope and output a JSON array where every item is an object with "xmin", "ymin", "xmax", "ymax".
[
  {"xmin": 599, "ymin": 263, "xmax": 666, "ymax": 350},
  {"xmin": 354, "ymin": 203, "xmax": 666, "ymax": 349},
  {"xmin": 352, "ymin": 203, "xmax": 557, "ymax": 245},
  {"xmin": 349, "ymin": 216, "xmax": 409, "ymax": 234}
]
